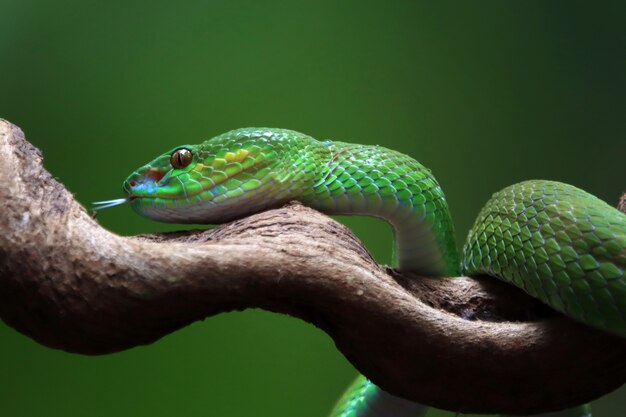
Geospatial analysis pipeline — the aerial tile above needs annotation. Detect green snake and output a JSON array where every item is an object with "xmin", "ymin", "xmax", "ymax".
[{"xmin": 94, "ymin": 128, "xmax": 625, "ymax": 417}]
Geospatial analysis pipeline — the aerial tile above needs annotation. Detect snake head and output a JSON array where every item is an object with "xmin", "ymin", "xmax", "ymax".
[{"xmin": 121, "ymin": 129, "xmax": 314, "ymax": 224}]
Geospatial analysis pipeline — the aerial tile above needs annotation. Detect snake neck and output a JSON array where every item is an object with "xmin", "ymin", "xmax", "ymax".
[{"xmin": 300, "ymin": 141, "xmax": 460, "ymax": 277}]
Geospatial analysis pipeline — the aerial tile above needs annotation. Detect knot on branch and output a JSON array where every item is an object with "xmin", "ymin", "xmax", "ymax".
[{"xmin": 0, "ymin": 119, "xmax": 624, "ymax": 415}]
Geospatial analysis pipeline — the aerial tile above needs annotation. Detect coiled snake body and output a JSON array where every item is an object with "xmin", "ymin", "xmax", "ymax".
[{"xmin": 96, "ymin": 128, "xmax": 626, "ymax": 417}]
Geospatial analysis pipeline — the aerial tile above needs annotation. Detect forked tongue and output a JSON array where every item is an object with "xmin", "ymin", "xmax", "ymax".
[{"xmin": 91, "ymin": 198, "xmax": 129, "ymax": 211}]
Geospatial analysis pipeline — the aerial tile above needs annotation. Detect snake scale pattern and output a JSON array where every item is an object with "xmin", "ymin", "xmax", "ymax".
[{"xmin": 95, "ymin": 128, "xmax": 625, "ymax": 417}]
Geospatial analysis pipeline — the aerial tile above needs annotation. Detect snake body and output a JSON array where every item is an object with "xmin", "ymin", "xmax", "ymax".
[{"xmin": 112, "ymin": 128, "xmax": 625, "ymax": 417}]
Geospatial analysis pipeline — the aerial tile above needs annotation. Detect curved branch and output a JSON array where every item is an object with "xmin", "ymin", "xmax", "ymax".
[{"xmin": 0, "ymin": 119, "xmax": 624, "ymax": 415}]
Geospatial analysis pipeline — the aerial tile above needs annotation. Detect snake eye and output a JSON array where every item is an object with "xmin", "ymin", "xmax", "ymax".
[{"xmin": 170, "ymin": 148, "xmax": 193, "ymax": 169}]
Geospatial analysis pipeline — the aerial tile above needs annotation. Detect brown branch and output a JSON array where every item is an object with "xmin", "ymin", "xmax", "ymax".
[{"xmin": 0, "ymin": 119, "xmax": 624, "ymax": 415}]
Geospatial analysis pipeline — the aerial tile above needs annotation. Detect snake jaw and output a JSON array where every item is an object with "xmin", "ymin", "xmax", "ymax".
[{"xmin": 123, "ymin": 167, "xmax": 170, "ymax": 198}]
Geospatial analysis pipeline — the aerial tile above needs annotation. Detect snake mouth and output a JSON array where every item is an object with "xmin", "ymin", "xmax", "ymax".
[{"xmin": 126, "ymin": 155, "xmax": 271, "ymax": 202}]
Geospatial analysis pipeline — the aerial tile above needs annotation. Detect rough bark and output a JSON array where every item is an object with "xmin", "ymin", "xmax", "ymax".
[{"xmin": 0, "ymin": 118, "xmax": 624, "ymax": 415}]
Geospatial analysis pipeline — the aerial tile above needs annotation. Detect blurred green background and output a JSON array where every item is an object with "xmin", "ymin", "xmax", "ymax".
[{"xmin": 1, "ymin": 1, "xmax": 625, "ymax": 416}]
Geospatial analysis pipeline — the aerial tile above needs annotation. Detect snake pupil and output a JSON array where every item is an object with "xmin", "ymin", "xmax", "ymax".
[{"xmin": 170, "ymin": 148, "xmax": 192, "ymax": 169}]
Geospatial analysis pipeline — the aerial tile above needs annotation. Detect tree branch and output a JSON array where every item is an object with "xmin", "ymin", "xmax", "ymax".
[{"xmin": 0, "ymin": 119, "xmax": 624, "ymax": 415}]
